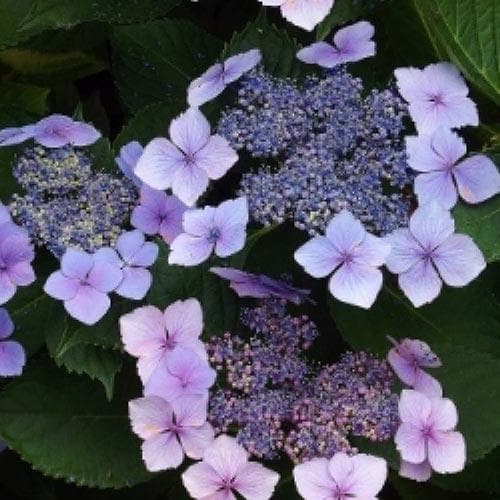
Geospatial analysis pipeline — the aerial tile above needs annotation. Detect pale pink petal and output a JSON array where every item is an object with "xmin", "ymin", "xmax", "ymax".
[
  {"xmin": 409, "ymin": 203, "xmax": 454, "ymax": 250},
  {"xmin": 223, "ymin": 49, "xmax": 262, "ymax": 84},
  {"xmin": 293, "ymin": 458, "xmax": 335, "ymax": 499},
  {"xmin": 44, "ymin": 271, "xmax": 80, "ymax": 300},
  {"xmin": 203, "ymin": 435, "xmax": 248, "ymax": 481},
  {"xmin": 414, "ymin": 171, "xmax": 458, "ymax": 210},
  {"xmin": 399, "ymin": 389, "xmax": 432, "ymax": 425},
  {"xmin": 172, "ymin": 394, "xmax": 209, "ymax": 427},
  {"xmin": 294, "ymin": 236, "xmax": 341, "ymax": 278},
  {"xmin": 0, "ymin": 308, "xmax": 14, "ymax": 339},
  {"xmin": 64, "ymin": 285, "xmax": 110, "ymax": 325},
  {"xmin": 428, "ymin": 431, "xmax": 466, "ymax": 474},
  {"xmin": 137, "ymin": 350, "xmax": 166, "ymax": 385},
  {"xmin": 171, "ymin": 161, "xmax": 209, "ymax": 206},
  {"xmin": 394, "ymin": 67, "xmax": 427, "ymax": 102},
  {"xmin": 195, "ymin": 135, "xmax": 238, "ymax": 180},
  {"xmin": 0, "ymin": 341, "xmax": 26, "ymax": 376},
  {"xmin": 328, "ymin": 262, "xmax": 383, "ymax": 309},
  {"xmin": 168, "ymin": 234, "xmax": 213, "ymax": 266},
  {"xmin": 423, "ymin": 62, "xmax": 469, "ymax": 97},
  {"xmin": 325, "ymin": 209, "xmax": 366, "ymax": 254},
  {"xmin": 399, "ymin": 460, "xmax": 432, "ymax": 482},
  {"xmin": 388, "ymin": 349, "xmax": 417, "ymax": 386},
  {"xmin": 233, "ymin": 461, "xmax": 280, "ymax": 500},
  {"xmin": 430, "ymin": 127, "xmax": 467, "ymax": 165},
  {"xmin": 347, "ymin": 454, "xmax": 387, "ymax": 497},
  {"xmin": 183, "ymin": 206, "xmax": 217, "ymax": 236},
  {"xmin": 395, "ymin": 423, "xmax": 426, "ymax": 464},
  {"xmin": 128, "ymin": 396, "xmax": 173, "ymax": 439},
  {"xmin": 399, "ymin": 258, "xmax": 443, "ymax": 307},
  {"xmin": 214, "ymin": 197, "xmax": 249, "ymax": 230},
  {"xmin": 135, "ymin": 138, "xmax": 185, "ymax": 191},
  {"xmin": 115, "ymin": 266, "xmax": 152, "ymax": 300},
  {"xmin": 142, "ymin": 432, "xmax": 184, "ymax": 471},
  {"xmin": 454, "ymin": 155, "xmax": 500, "ymax": 204},
  {"xmin": 6, "ymin": 261, "xmax": 35, "ymax": 286},
  {"xmin": 115, "ymin": 230, "xmax": 145, "ymax": 262},
  {"xmin": 406, "ymin": 134, "xmax": 442, "ymax": 173},
  {"xmin": 164, "ymin": 298, "xmax": 203, "ymax": 345},
  {"xmin": 64, "ymin": 122, "xmax": 101, "ymax": 146},
  {"xmin": 429, "ymin": 397, "xmax": 458, "ymax": 431},
  {"xmin": 402, "ymin": 338, "xmax": 441, "ymax": 368},
  {"xmin": 281, "ymin": 0, "xmax": 334, "ymax": 31},
  {"xmin": 61, "ymin": 248, "xmax": 94, "ymax": 280},
  {"xmin": 178, "ymin": 423, "xmax": 215, "ymax": 460},
  {"xmin": 0, "ymin": 273, "xmax": 16, "ymax": 305},
  {"xmin": 87, "ymin": 260, "xmax": 123, "ymax": 293},
  {"xmin": 119, "ymin": 305, "xmax": 166, "ymax": 357},
  {"xmin": 353, "ymin": 233, "xmax": 391, "ymax": 267},
  {"xmin": 432, "ymin": 234, "xmax": 485, "ymax": 287},
  {"xmin": 384, "ymin": 228, "xmax": 423, "ymax": 274},
  {"xmin": 187, "ymin": 63, "xmax": 225, "ymax": 107},
  {"xmin": 332, "ymin": 20, "xmax": 376, "ymax": 63},
  {"xmin": 0, "ymin": 127, "xmax": 35, "ymax": 147},
  {"xmin": 297, "ymin": 42, "xmax": 342, "ymax": 68},
  {"xmin": 182, "ymin": 462, "xmax": 223, "ymax": 498},
  {"xmin": 327, "ymin": 452, "xmax": 354, "ymax": 488},
  {"xmin": 413, "ymin": 369, "xmax": 443, "ymax": 398},
  {"xmin": 215, "ymin": 224, "xmax": 247, "ymax": 258},
  {"xmin": 169, "ymin": 107, "xmax": 210, "ymax": 155}
]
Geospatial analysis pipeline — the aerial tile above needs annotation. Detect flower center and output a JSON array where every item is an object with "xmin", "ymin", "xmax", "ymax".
[
  {"xmin": 421, "ymin": 424, "xmax": 434, "ymax": 439},
  {"xmin": 206, "ymin": 227, "xmax": 221, "ymax": 243},
  {"xmin": 428, "ymin": 93, "xmax": 444, "ymax": 106},
  {"xmin": 163, "ymin": 334, "xmax": 176, "ymax": 351}
]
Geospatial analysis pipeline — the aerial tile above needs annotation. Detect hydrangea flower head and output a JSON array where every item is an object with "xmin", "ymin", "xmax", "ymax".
[
  {"xmin": 385, "ymin": 202, "xmax": 486, "ymax": 307},
  {"xmin": 0, "ymin": 308, "xmax": 26, "ymax": 377},
  {"xmin": 0, "ymin": 221, "xmax": 36, "ymax": 305},
  {"xmin": 406, "ymin": 127, "xmax": 500, "ymax": 209},
  {"xmin": 129, "ymin": 395, "xmax": 214, "ymax": 472},
  {"xmin": 135, "ymin": 108, "xmax": 238, "ymax": 206},
  {"xmin": 297, "ymin": 21, "xmax": 375, "ymax": 68},
  {"xmin": 258, "ymin": 0, "xmax": 334, "ymax": 31},
  {"xmin": 0, "ymin": 114, "xmax": 101, "ymax": 148},
  {"xmin": 294, "ymin": 210, "xmax": 391, "ymax": 309},
  {"xmin": 394, "ymin": 62, "xmax": 478, "ymax": 133},
  {"xmin": 169, "ymin": 197, "xmax": 248, "ymax": 266},
  {"xmin": 293, "ymin": 452, "xmax": 387, "ymax": 499},
  {"xmin": 95, "ymin": 230, "xmax": 158, "ymax": 300},
  {"xmin": 144, "ymin": 347, "xmax": 216, "ymax": 402},
  {"xmin": 395, "ymin": 390, "xmax": 466, "ymax": 479},
  {"xmin": 182, "ymin": 434, "xmax": 280, "ymax": 499},
  {"xmin": 131, "ymin": 185, "xmax": 187, "ymax": 245},
  {"xmin": 210, "ymin": 266, "xmax": 310, "ymax": 304},
  {"xmin": 115, "ymin": 140, "xmax": 144, "ymax": 188},
  {"xmin": 120, "ymin": 298, "xmax": 206, "ymax": 384},
  {"xmin": 188, "ymin": 49, "xmax": 262, "ymax": 107},
  {"xmin": 387, "ymin": 336, "xmax": 442, "ymax": 397},
  {"xmin": 44, "ymin": 248, "xmax": 123, "ymax": 325}
]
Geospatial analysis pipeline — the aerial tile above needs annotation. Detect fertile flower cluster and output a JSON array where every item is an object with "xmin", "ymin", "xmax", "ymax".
[
  {"xmin": 0, "ymin": 203, "xmax": 35, "ymax": 305},
  {"xmin": 207, "ymin": 298, "xmax": 399, "ymax": 463},
  {"xmin": 10, "ymin": 145, "xmax": 136, "ymax": 258},
  {"xmin": 219, "ymin": 66, "xmax": 413, "ymax": 236}
]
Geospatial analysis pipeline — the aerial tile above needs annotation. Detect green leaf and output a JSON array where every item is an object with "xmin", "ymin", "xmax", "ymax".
[
  {"xmin": 330, "ymin": 265, "xmax": 500, "ymax": 463},
  {"xmin": 454, "ymin": 197, "xmax": 500, "ymax": 262},
  {"xmin": 147, "ymin": 242, "xmax": 238, "ymax": 337},
  {"xmin": 0, "ymin": 0, "xmax": 182, "ymax": 49},
  {"xmin": 46, "ymin": 324, "xmax": 122, "ymax": 400},
  {"xmin": 0, "ymin": 82, "xmax": 49, "ymax": 115},
  {"xmin": 414, "ymin": 0, "xmax": 500, "ymax": 104},
  {"xmin": 113, "ymin": 101, "xmax": 184, "ymax": 151},
  {"xmin": 225, "ymin": 13, "xmax": 301, "ymax": 78},
  {"xmin": 0, "ymin": 362, "xmax": 152, "ymax": 488},
  {"xmin": 0, "ymin": 48, "xmax": 106, "ymax": 83},
  {"xmin": 112, "ymin": 19, "xmax": 223, "ymax": 111}
]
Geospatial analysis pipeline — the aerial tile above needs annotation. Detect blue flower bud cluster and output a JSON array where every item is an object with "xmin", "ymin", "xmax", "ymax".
[
  {"xmin": 218, "ymin": 68, "xmax": 414, "ymax": 235},
  {"xmin": 9, "ymin": 145, "xmax": 136, "ymax": 258},
  {"xmin": 207, "ymin": 298, "xmax": 399, "ymax": 463}
]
